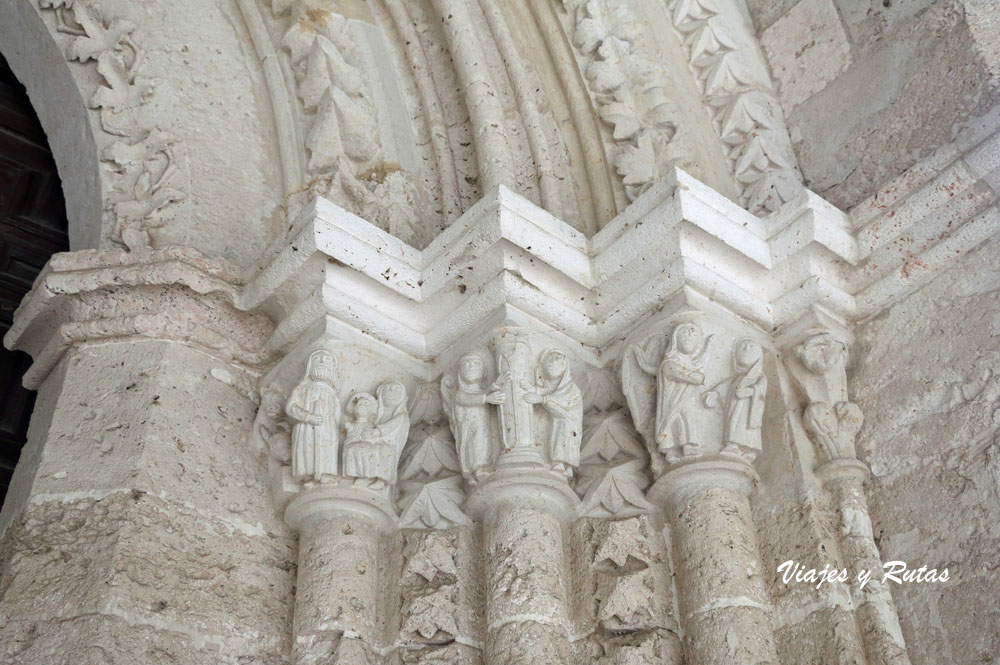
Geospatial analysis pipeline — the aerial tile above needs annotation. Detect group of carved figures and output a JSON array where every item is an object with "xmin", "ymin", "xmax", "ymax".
[
  {"xmin": 257, "ymin": 325, "xmax": 865, "ymax": 495},
  {"xmin": 622, "ymin": 321, "xmax": 864, "ymax": 473},
  {"xmin": 260, "ymin": 350, "xmax": 410, "ymax": 488},
  {"xmin": 441, "ymin": 348, "xmax": 583, "ymax": 482},
  {"xmin": 623, "ymin": 322, "xmax": 768, "ymax": 472}
]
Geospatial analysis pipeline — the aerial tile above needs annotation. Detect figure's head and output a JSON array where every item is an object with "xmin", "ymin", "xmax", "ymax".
[
  {"xmin": 378, "ymin": 382, "xmax": 405, "ymax": 410},
  {"xmin": 795, "ymin": 333, "xmax": 845, "ymax": 376},
  {"xmin": 351, "ymin": 393, "xmax": 377, "ymax": 419},
  {"xmin": 307, "ymin": 349, "xmax": 337, "ymax": 383},
  {"xmin": 459, "ymin": 352, "xmax": 487, "ymax": 383},
  {"xmin": 734, "ymin": 338, "xmax": 763, "ymax": 371},
  {"xmin": 674, "ymin": 322, "xmax": 703, "ymax": 355},
  {"xmin": 261, "ymin": 387, "xmax": 284, "ymax": 418},
  {"xmin": 540, "ymin": 349, "xmax": 568, "ymax": 380}
]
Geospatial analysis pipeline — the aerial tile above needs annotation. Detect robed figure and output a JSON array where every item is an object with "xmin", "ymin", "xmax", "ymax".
[
  {"xmin": 722, "ymin": 338, "xmax": 767, "ymax": 460},
  {"xmin": 343, "ymin": 382, "xmax": 410, "ymax": 485},
  {"xmin": 623, "ymin": 320, "xmax": 712, "ymax": 474},
  {"xmin": 286, "ymin": 349, "xmax": 341, "ymax": 481},
  {"xmin": 525, "ymin": 349, "xmax": 583, "ymax": 475},
  {"xmin": 441, "ymin": 351, "xmax": 505, "ymax": 481}
]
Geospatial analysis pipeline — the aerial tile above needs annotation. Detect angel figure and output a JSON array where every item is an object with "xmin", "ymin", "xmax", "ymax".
[
  {"xmin": 523, "ymin": 349, "xmax": 583, "ymax": 477},
  {"xmin": 286, "ymin": 349, "xmax": 341, "ymax": 482},
  {"xmin": 721, "ymin": 338, "xmax": 767, "ymax": 462},
  {"xmin": 257, "ymin": 386, "xmax": 291, "ymax": 464},
  {"xmin": 441, "ymin": 351, "xmax": 505, "ymax": 483},
  {"xmin": 343, "ymin": 382, "xmax": 410, "ymax": 487},
  {"xmin": 623, "ymin": 321, "xmax": 712, "ymax": 471}
]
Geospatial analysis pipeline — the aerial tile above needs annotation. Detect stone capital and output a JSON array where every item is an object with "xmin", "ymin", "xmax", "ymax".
[{"xmin": 4, "ymin": 247, "xmax": 273, "ymax": 388}]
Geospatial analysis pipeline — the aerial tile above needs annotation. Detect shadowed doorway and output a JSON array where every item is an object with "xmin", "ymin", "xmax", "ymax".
[{"xmin": 0, "ymin": 53, "xmax": 69, "ymax": 506}]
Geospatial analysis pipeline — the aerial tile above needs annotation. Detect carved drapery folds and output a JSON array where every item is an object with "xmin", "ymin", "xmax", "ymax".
[{"xmin": 622, "ymin": 314, "xmax": 768, "ymax": 475}]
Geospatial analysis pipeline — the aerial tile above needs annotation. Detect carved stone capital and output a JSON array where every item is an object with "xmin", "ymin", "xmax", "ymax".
[
  {"xmin": 3, "ymin": 247, "xmax": 273, "ymax": 388},
  {"xmin": 781, "ymin": 317, "xmax": 865, "ymax": 469},
  {"xmin": 621, "ymin": 307, "xmax": 770, "ymax": 478}
]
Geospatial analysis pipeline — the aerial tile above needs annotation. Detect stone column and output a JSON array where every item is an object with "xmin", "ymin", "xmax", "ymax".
[
  {"xmin": 467, "ymin": 470, "xmax": 578, "ymax": 665},
  {"xmin": 651, "ymin": 457, "xmax": 778, "ymax": 665},
  {"xmin": 0, "ymin": 248, "xmax": 292, "ymax": 663},
  {"xmin": 284, "ymin": 484, "xmax": 394, "ymax": 665},
  {"xmin": 819, "ymin": 459, "xmax": 911, "ymax": 665}
]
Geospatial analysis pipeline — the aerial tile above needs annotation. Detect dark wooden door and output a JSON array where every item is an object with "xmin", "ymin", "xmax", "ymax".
[{"xmin": 0, "ymin": 54, "xmax": 69, "ymax": 504}]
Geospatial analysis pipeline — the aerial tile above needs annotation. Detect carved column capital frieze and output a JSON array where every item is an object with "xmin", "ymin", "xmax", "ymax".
[
  {"xmin": 621, "ymin": 309, "xmax": 770, "ymax": 480},
  {"xmin": 3, "ymin": 247, "xmax": 273, "ymax": 388}
]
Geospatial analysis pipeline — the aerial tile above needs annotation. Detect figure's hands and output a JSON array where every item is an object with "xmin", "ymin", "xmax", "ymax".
[
  {"xmin": 736, "ymin": 387, "xmax": 754, "ymax": 398},
  {"xmin": 691, "ymin": 370, "xmax": 705, "ymax": 384},
  {"xmin": 486, "ymin": 391, "xmax": 506, "ymax": 405},
  {"xmin": 307, "ymin": 415, "xmax": 324, "ymax": 426},
  {"xmin": 702, "ymin": 391, "xmax": 720, "ymax": 408},
  {"xmin": 522, "ymin": 392, "xmax": 544, "ymax": 405}
]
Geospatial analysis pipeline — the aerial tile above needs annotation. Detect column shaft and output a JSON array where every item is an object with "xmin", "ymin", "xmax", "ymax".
[
  {"xmin": 661, "ymin": 462, "xmax": 778, "ymax": 665},
  {"xmin": 484, "ymin": 501, "xmax": 570, "ymax": 665},
  {"xmin": 824, "ymin": 467, "xmax": 911, "ymax": 665}
]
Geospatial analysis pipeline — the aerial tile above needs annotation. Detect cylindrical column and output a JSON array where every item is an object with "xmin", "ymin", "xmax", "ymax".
[
  {"xmin": 469, "ymin": 469, "xmax": 578, "ymax": 665},
  {"xmin": 654, "ymin": 458, "xmax": 778, "ymax": 665},
  {"xmin": 820, "ymin": 459, "xmax": 911, "ymax": 665},
  {"xmin": 285, "ymin": 486, "xmax": 394, "ymax": 665}
]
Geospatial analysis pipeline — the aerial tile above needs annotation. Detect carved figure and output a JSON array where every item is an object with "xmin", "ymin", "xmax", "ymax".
[
  {"xmin": 343, "ymin": 382, "xmax": 410, "ymax": 487},
  {"xmin": 257, "ymin": 386, "xmax": 291, "ymax": 464},
  {"xmin": 286, "ymin": 349, "xmax": 341, "ymax": 481},
  {"xmin": 523, "ymin": 349, "xmax": 583, "ymax": 476},
  {"xmin": 441, "ymin": 351, "xmax": 505, "ymax": 482},
  {"xmin": 624, "ymin": 321, "xmax": 712, "ymax": 468},
  {"xmin": 721, "ymin": 338, "xmax": 767, "ymax": 461},
  {"xmin": 796, "ymin": 333, "xmax": 864, "ymax": 462}
]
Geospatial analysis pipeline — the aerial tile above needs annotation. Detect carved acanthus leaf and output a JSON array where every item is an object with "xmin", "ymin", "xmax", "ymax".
[
  {"xmin": 580, "ymin": 367, "xmax": 626, "ymax": 413},
  {"xmin": 402, "ymin": 532, "xmax": 458, "ymax": 586},
  {"xmin": 578, "ymin": 458, "xmax": 653, "ymax": 519},
  {"xmin": 598, "ymin": 568, "xmax": 658, "ymax": 631},
  {"xmin": 39, "ymin": 0, "xmax": 189, "ymax": 249},
  {"xmin": 668, "ymin": 0, "xmax": 801, "ymax": 213},
  {"xmin": 401, "ymin": 585, "xmax": 460, "ymax": 643},
  {"xmin": 567, "ymin": 0, "xmax": 679, "ymax": 201},
  {"xmin": 592, "ymin": 515, "xmax": 654, "ymax": 570},
  {"xmin": 581, "ymin": 409, "xmax": 645, "ymax": 463},
  {"xmin": 399, "ymin": 477, "xmax": 471, "ymax": 530},
  {"xmin": 400, "ymin": 425, "xmax": 461, "ymax": 481}
]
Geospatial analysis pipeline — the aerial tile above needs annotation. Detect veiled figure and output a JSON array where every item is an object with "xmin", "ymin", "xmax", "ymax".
[
  {"xmin": 286, "ymin": 350, "xmax": 341, "ymax": 481},
  {"xmin": 441, "ymin": 351, "xmax": 505, "ymax": 480},
  {"xmin": 525, "ymin": 349, "xmax": 583, "ymax": 475},
  {"xmin": 343, "ymin": 382, "xmax": 409, "ymax": 485},
  {"xmin": 723, "ymin": 338, "xmax": 767, "ymax": 460}
]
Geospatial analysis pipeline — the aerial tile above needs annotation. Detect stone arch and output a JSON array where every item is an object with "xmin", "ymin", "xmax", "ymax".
[{"xmin": 0, "ymin": 1, "xmax": 102, "ymax": 250}]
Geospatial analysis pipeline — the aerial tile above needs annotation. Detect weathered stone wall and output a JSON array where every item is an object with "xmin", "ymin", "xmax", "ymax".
[
  {"xmin": 0, "ymin": 341, "xmax": 295, "ymax": 664},
  {"xmin": 851, "ymin": 234, "xmax": 1000, "ymax": 665},
  {"xmin": 751, "ymin": 0, "xmax": 1000, "ymax": 209}
]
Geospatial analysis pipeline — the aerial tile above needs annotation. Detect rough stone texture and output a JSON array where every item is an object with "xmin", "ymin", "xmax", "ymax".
[
  {"xmin": 758, "ymin": 0, "xmax": 1000, "ymax": 208},
  {"xmin": 760, "ymin": 0, "xmax": 853, "ymax": 111},
  {"xmin": 1, "ymin": 0, "xmax": 998, "ymax": 661},
  {"xmin": 852, "ymin": 234, "xmax": 1000, "ymax": 665},
  {"xmin": 0, "ymin": 340, "xmax": 295, "ymax": 662}
]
